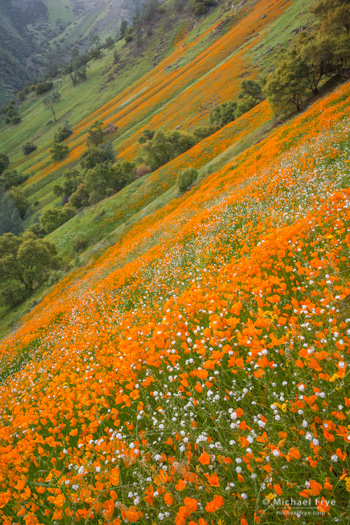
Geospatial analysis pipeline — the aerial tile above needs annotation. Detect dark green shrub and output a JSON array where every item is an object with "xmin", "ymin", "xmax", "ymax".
[
  {"xmin": 50, "ymin": 143, "xmax": 69, "ymax": 162},
  {"xmin": 22, "ymin": 143, "xmax": 37, "ymax": 155},
  {"xmin": 36, "ymin": 82, "xmax": 54, "ymax": 95},
  {"xmin": 0, "ymin": 153, "xmax": 10, "ymax": 175},
  {"xmin": 178, "ymin": 168, "xmax": 198, "ymax": 193},
  {"xmin": 54, "ymin": 124, "xmax": 73, "ymax": 143}
]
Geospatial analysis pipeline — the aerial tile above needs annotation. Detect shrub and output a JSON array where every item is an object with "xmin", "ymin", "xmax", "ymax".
[
  {"xmin": 0, "ymin": 279, "xmax": 28, "ymax": 307},
  {"xmin": 178, "ymin": 168, "xmax": 198, "ymax": 193},
  {"xmin": 210, "ymin": 101, "xmax": 237, "ymax": 127},
  {"xmin": 0, "ymin": 153, "xmax": 10, "ymax": 175},
  {"xmin": 50, "ymin": 143, "xmax": 69, "ymax": 162},
  {"xmin": 22, "ymin": 142, "xmax": 37, "ymax": 155},
  {"xmin": 36, "ymin": 82, "xmax": 54, "ymax": 95},
  {"xmin": 0, "ymin": 169, "xmax": 28, "ymax": 189},
  {"xmin": 54, "ymin": 124, "xmax": 73, "ymax": 143},
  {"xmin": 40, "ymin": 206, "xmax": 76, "ymax": 234}
]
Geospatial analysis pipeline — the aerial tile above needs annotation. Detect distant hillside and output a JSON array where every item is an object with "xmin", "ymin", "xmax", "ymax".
[{"xmin": 0, "ymin": 0, "xmax": 144, "ymax": 103}]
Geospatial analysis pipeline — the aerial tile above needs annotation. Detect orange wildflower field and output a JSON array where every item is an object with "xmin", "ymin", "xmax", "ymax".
[{"xmin": 1, "ymin": 79, "xmax": 350, "ymax": 525}]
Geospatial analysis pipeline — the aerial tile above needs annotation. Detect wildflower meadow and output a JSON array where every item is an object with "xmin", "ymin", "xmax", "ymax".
[{"xmin": 0, "ymin": 76, "xmax": 349, "ymax": 525}]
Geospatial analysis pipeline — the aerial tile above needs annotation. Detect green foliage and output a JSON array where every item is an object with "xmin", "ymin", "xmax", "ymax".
[
  {"xmin": 40, "ymin": 206, "xmax": 76, "ymax": 234},
  {"xmin": 0, "ymin": 153, "xmax": 10, "ymax": 175},
  {"xmin": 64, "ymin": 53, "xmax": 90, "ymax": 85},
  {"xmin": 265, "ymin": 0, "xmax": 350, "ymax": 115},
  {"xmin": 8, "ymin": 188, "xmax": 30, "ymax": 219},
  {"xmin": 119, "ymin": 20, "xmax": 128, "ymax": 39},
  {"xmin": 105, "ymin": 37, "xmax": 115, "ymax": 49},
  {"xmin": 265, "ymin": 54, "xmax": 310, "ymax": 114},
  {"xmin": 53, "ymin": 168, "xmax": 83, "ymax": 199},
  {"xmin": 138, "ymin": 129, "xmax": 156, "ymax": 144},
  {"xmin": 0, "ymin": 233, "xmax": 60, "ymax": 306},
  {"xmin": 125, "ymin": 27, "xmax": 134, "ymax": 43},
  {"xmin": 178, "ymin": 168, "xmax": 198, "ymax": 193},
  {"xmin": 239, "ymin": 79, "xmax": 264, "ymax": 101},
  {"xmin": 85, "ymin": 160, "xmax": 136, "ymax": 202},
  {"xmin": 68, "ymin": 184, "xmax": 90, "ymax": 209},
  {"xmin": 54, "ymin": 123, "xmax": 73, "ymax": 143},
  {"xmin": 210, "ymin": 101, "xmax": 237, "ymax": 127},
  {"xmin": 22, "ymin": 142, "xmax": 38, "ymax": 155},
  {"xmin": 80, "ymin": 143, "xmax": 115, "ymax": 170},
  {"xmin": 194, "ymin": 0, "xmax": 216, "ymax": 16},
  {"xmin": 0, "ymin": 188, "xmax": 23, "ymax": 236},
  {"xmin": 50, "ymin": 143, "xmax": 69, "ymax": 162},
  {"xmin": 0, "ymin": 169, "xmax": 28, "ymax": 190},
  {"xmin": 87, "ymin": 121, "xmax": 105, "ymax": 147},
  {"xmin": 235, "ymin": 94, "xmax": 260, "ymax": 118},
  {"xmin": 141, "ymin": 130, "xmax": 196, "ymax": 170},
  {"xmin": 36, "ymin": 82, "xmax": 54, "ymax": 95},
  {"xmin": 192, "ymin": 125, "xmax": 219, "ymax": 142}
]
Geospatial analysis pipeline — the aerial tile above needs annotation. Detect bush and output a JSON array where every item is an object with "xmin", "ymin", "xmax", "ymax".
[
  {"xmin": 178, "ymin": 168, "xmax": 198, "ymax": 193},
  {"xmin": 0, "ymin": 169, "xmax": 28, "ymax": 189},
  {"xmin": 54, "ymin": 124, "xmax": 73, "ymax": 143},
  {"xmin": 0, "ymin": 153, "xmax": 10, "ymax": 175},
  {"xmin": 36, "ymin": 82, "xmax": 54, "ymax": 95},
  {"xmin": 0, "ymin": 233, "xmax": 60, "ymax": 306},
  {"xmin": 80, "ymin": 143, "xmax": 115, "ymax": 170},
  {"xmin": 50, "ymin": 143, "xmax": 69, "ymax": 162},
  {"xmin": 68, "ymin": 183, "xmax": 89, "ymax": 208},
  {"xmin": 11, "ymin": 114, "xmax": 21, "ymax": 125},
  {"xmin": 40, "ymin": 206, "xmax": 76, "ymax": 234},
  {"xmin": 0, "ymin": 279, "xmax": 28, "ymax": 307},
  {"xmin": 210, "ymin": 101, "xmax": 237, "ymax": 127},
  {"xmin": 22, "ymin": 143, "xmax": 37, "ymax": 155},
  {"xmin": 8, "ymin": 188, "xmax": 30, "ymax": 219}
]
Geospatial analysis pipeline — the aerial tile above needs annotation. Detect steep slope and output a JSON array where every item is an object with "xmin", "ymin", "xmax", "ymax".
[
  {"xmin": 0, "ymin": 81, "xmax": 349, "ymax": 524},
  {"xmin": 0, "ymin": 0, "xmax": 144, "ymax": 103}
]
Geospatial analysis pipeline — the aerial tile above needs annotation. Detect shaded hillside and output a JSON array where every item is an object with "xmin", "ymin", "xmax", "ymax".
[{"xmin": 0, "ymin": 0, "xmax": 145, "ymax": 103}]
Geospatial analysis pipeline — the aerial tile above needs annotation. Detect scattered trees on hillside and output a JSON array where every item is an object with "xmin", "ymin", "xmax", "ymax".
[{"xmin": 266, "ymin": 0, "xmax": 350, "ymax": 115}]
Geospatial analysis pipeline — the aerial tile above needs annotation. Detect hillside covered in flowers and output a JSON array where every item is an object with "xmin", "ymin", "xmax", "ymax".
[
  {"xmin": 1, "ymin": 0, "xmax": 350, "ymax": 523},
  {"xmin": 0, "ymin": 77, "xmax": 350, "ymax": 524}
]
